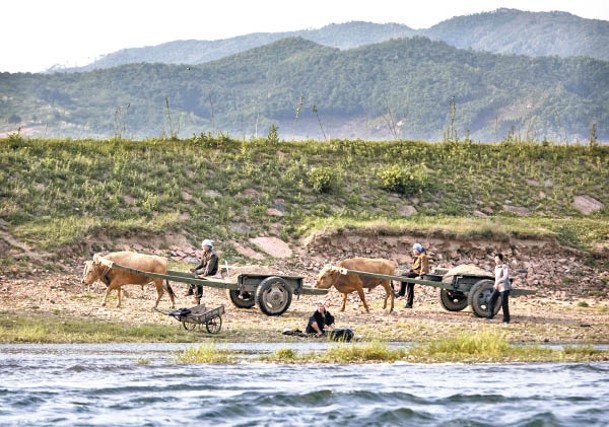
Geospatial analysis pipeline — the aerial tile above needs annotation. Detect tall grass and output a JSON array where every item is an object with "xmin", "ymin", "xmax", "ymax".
[{"xmin": 175, "ymin": 343, "xmax": 233, "ymax": 363}]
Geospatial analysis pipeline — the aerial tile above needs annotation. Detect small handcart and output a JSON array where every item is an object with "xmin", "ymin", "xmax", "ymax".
[{"xmin": 162, "ymin": 304, "xmax": 225, "ymax": 334}]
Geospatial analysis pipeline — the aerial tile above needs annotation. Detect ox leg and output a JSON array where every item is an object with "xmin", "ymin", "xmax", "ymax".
[
  {"xmin": 382, "ymin": 281, "xmax": 395, "ymax": 313},
  {"xmin": 102, "ymin": 283, "xmax": 121, "ymax": 307},
  {"xmin": 340, "ymin": 293, "xmax": 348, "ymax": 312},
  {"xmin": 154, "ymin": 280, "xmax": 163, "ymax": 308},
  {"xmin": 356, "ymin": 287, "xmax": 369, "ymax": 313}
]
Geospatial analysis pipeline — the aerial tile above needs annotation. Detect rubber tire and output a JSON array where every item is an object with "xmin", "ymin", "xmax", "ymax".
[
  {"xmin": 439, "ymin": 289, "xmax": 468, "ymax": 311},
  {"xmin": 256, "ymin": 276, "xmax": 293, "ymax": 316},
  {"xmin": 205, "ymin": 315, "xmax": 222, "ymax": 334},
  {"xmin": 227, "ymin": 289, "xmax": 256, "ymax": 309},
  {"xmin": 468, "ymin": 279, "xmax": 502, "ymax": 318}
]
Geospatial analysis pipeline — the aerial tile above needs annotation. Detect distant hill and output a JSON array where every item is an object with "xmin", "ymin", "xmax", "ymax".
[
  {"xmin": 53, "ymin": 9, "xmax": 609, "ymax": 73},
  {"xmin": 57, "ymin": 22, "xmax": 416, "ymax": 72},
  {"xmin": 424, "ymin": 8, "xmax": 609, "ymax": 60},
  {"xmin": 4, "ymin": 36, "xmax": 608, "ymax": 141}
]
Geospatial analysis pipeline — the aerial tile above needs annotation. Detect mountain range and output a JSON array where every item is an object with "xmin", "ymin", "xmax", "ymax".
[
  {"xmin": 1, "ymin": 8, "xmax": 608, "ymax": 141},
  {"xmin": 56, "ymin": 9, "xmax": 609, "ymax": 72}
]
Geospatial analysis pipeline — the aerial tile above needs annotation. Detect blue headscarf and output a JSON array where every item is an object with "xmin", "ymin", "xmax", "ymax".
[{"xmin": 412, "ymin": 243, "xmax": 425, "ymax": 253}]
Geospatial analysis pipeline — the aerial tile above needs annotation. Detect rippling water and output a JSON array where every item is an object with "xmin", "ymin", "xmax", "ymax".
[{"xmin": 1, "ymin": 343, "xmax": 608, "ymax": 426}]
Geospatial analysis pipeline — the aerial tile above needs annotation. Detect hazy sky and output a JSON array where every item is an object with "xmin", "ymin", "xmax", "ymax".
[{"xmin": 1, "ymin": 0, "xmax": 607, "ymax": 73}]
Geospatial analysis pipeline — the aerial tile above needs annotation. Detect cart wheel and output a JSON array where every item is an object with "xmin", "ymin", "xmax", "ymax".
[
  {"xmin": 227, "ymin": 289, "xmax": 256, "ymax": 309},
  {"xmin": 205, "ymin": 315, "xmax": 222, "ymax": 334},
  {"xmin": 468, "ymin": 279, "xmax": 502, "ymax": 318},
  {"xmin": 256, "ymin": 276, "xmax": 293, "ymax": 316},
  {"xmin": 182, "ymin": 320, "xmax": 197, "ymax": 331},
  {"xmin": 439, "ymin": 289, "xmax": 468, "ymax": 311}
]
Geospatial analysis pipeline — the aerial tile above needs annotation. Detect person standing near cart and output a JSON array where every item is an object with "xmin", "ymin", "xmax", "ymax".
[
  {"xmin": 487, "ymin": 253, "xmax": 511, "ymax": 324},
  {"xmin": 186, "ymin": 239, "xmax": 219, "ymax": 305},
  {"xmin": 398, "ymin": 243, "xmax": 429, "ymax": 308}
]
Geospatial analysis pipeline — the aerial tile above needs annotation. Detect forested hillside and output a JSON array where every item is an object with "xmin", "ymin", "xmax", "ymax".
[
  {"xmin": 425, "ymin": 9, "xmax": 609, "ymax": 60},
  {"xmin": 2, "ymin": 36, "xmax": 607, "ymax": 141},
  {"xmin": 54, "ymin": 9, "xmax": 609, "ymax": 73},
  {"xmin": 56, "ymin": 22, "xmax": 416, "ymax": 72}
]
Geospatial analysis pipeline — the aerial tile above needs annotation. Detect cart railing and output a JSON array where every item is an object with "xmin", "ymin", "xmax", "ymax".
[
  {"xmin": 328, "ymin": 265, "xmax": 536, "ymax": 296},
  {"xmin": 100, "ymin": 258, "xmax": 245, "ymax": 291},
  {"xmin": 99, "ymin": 259, "xmax": 327, "ymax": 295}
]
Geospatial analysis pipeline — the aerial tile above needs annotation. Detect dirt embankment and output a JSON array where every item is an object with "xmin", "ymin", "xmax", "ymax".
[{"xmin": 1, "ymin": 228, "xmax": 608, "ymax": 342}]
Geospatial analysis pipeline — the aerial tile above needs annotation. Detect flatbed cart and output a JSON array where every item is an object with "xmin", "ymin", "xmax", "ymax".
[
  {"xmin": 103, "ymin": 261, "xmax": 328, "ymax": 316},
  {"xmin": 328, "ymin": 265, "xmax": 535, "ymax": 317}
]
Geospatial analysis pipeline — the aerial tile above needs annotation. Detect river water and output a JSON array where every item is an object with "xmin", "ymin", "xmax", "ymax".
[{"xmin": 1, "ymin": 343, "xmax": 608, "ymax": 426}]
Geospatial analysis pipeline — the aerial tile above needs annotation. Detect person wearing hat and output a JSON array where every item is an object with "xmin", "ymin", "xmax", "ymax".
[
  {"xmin": 306, "ymin": 300, "xmax": 335, "ymax": 337},
  {"xmin": 186, "ymin": 239, "xmax": 219, "ymax": 304},
  {"xmin": 397, "ymin": 243, "xmax": 429, "ymax": 308}
]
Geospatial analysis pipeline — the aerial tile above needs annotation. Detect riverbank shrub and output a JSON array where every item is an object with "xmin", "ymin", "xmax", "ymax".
[
  {"xmin": 307, "ymin": 166, "xmax": 339, "ymax": 193},
  {"xmin": 319, "ymin": 341, "xmax": 406, "ymax": 363},
  {"xmin": 377, "ymin": 163, "xmax": 429, "ymax": 195},
  {"xmin": 175, "ymin": 343, "xmax": 233, "ymax": 364}
]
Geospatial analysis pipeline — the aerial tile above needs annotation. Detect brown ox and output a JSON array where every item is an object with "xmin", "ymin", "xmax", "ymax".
[
  {"xmin": 82, "ymin": 251, "xmax": 175, "ymax": 308},
  {"xmin": 315, "ymin": 257, "xmax": 396, "ymax": 313}
]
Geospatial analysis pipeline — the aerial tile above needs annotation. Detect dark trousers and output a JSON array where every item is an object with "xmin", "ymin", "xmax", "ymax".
[
  {"xmin": 488, "ymin": 289, "xmax": 510, "ymax": 323},
  {"xmin": 187, "ymin": 284, "xmax": 203, "ymax": 298},
  {"xmin": 399, "ymin": 271, "xmax": 417, "ymax": 306}
]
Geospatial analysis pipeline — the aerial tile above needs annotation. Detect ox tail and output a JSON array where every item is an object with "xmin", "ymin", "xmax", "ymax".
[
  {"xmin": 164, "ymin": 280, "xmax": 175, "ymax": 297},
  {"xmin": 391, "ymin": 280, "xmax": 399, "ymax": 297}
]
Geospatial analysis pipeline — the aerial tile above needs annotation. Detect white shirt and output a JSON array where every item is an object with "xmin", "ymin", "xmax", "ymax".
[{"xmin": 494, "ymin": 263, "xmax": 511, "ymax": 292}]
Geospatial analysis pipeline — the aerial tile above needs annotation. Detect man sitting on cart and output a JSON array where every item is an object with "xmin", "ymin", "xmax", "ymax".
[
  {"xmin": 397, "ymin": 243, "xmax": 429, "ymax": 308},
  {"xmin": 186, "ymin": 239, "xmax": 219, "ymax": 304}
]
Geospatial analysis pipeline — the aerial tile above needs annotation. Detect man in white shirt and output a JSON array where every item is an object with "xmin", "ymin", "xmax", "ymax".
[{"xmin": 487, "ymin": 252, "xmax": 511, "ymax": 324}]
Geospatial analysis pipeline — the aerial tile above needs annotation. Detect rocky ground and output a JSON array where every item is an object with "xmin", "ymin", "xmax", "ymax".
[{"xmin": 1, "ymin": 229, "xmax": 608, "ymax": 344}]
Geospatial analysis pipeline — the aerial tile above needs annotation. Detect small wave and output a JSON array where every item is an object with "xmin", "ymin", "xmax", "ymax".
[
  {"xmin": 246, "ymin": 389, "xmax": 334, "ymax": 407},
  {"xmin": 562, "ymin": 363, "xmax": 609, "ymax": 374},
  {"xmin": 514, "ymin": 410, "xmax": 561, "ymax": 426},
  {"xmin": 441, "ymin": 393, "xmax": 509, "ymax": 404}
]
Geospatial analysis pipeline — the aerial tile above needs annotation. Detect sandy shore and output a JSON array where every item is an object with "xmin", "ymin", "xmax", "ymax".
[{"xmin": 1, "ymin": 266, "xmax": 608, "ymax": 345}]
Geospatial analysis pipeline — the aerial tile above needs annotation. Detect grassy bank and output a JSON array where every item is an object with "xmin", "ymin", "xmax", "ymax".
[
  {"xmin": 1, "ymin": 136, "xmax": 608, "ymax": 267},
  {"xmin": 0, "ymin": 311, "xmax": 199, "ymax": 344},
  {"xmin": 176, "ymin": 331, "xmax": 609, "ymax": 364}
]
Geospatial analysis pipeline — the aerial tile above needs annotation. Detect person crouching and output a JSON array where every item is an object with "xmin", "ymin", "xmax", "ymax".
[{"xmin": 306, "ymin": 301, "xmax": 335, "ymax": 337}]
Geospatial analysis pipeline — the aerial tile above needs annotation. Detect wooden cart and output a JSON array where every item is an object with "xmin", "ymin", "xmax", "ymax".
[
  {"xmin": 106, "ymin": 261, "xmax": 327, "ymax": 316},
  {"xmin": 329, "ymin": 265, "xmax": 535, "ymax": 317}
]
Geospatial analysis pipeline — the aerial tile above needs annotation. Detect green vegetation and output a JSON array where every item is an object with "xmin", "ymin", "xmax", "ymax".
[
  {"xmin": 183, "ymin": 333, "xmax": 609, "ymax": 364},
  {"xmin": 307, "ymin": 166, "xmax": 340, "ymax": 193},
  {"xmin": 0, "ymin": 311, "xmax": 199, "ymax": 343},
  {"xmin": 377, "ymin": 164, "xmax": 429, "ymax": 196},
  {"xmin": 406, "ymin": 330, "xmax": 609, "ymax": 363},
  {"xmin": 175, "ymin": 342, "xmax": 233, "ymax": 364},
  {"xmin": 1, "ymin": 137, "xmax": 607, "ymax": 268},
  {"xmin": 3, "ymin": 34, "xmax": 609, "ymax": 141}
]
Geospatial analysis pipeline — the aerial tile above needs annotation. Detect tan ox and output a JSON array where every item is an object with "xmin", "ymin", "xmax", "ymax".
[
  {"xmin": 315, "ymin": 257, "xmax": 396, "ymax": 313},
  {"xmin": 82, "ymin": 251, "xmax": 175, "ymax": 308}
]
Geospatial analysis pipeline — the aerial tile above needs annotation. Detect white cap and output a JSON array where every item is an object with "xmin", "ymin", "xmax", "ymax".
[{"xmin": 201, "ymin": 239, "xmax": 213, "ymax": 248}]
